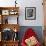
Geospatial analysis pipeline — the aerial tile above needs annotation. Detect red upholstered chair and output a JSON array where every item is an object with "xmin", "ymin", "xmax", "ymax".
[{"xmin": 21, "ymin": 28, "xmax": 41, "ymax": 46}]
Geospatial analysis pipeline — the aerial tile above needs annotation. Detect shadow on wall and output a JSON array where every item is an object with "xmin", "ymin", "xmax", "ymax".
[{"xmin": 18, "ymin": 26, "xmax": 44, "ymax": 44}]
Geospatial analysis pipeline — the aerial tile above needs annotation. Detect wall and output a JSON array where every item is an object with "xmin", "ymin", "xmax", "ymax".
[
  {"xmin": 0, "ymin": 0, "xmax": 44, "ymax": 26},
  {"xmin": 18, "ymin": 0, "xmax": 44, "ymax": 26}
]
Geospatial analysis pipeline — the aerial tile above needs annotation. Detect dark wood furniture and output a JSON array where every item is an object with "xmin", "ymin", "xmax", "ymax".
[{"xmin": 0, "ymin": 7, "xmax": 19, "ymax": 46}]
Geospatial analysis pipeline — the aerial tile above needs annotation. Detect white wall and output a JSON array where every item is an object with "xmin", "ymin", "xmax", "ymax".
[
  {"xmin": 18, "ymin": 0, "xmax": 44, "ymax": 26},
  {"xmin": 0, "ymin": 0, "xmax": 44, "ymax": 26}
]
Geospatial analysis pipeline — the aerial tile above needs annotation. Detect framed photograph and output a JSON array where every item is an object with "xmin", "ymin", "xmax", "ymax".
[
  {"xmin": 25, "ymin": 7, "xmax": 36, "ymax": 20},
  {"xmin": 2, "ymin": 10, "xmax": 9, "ymax": 15}
]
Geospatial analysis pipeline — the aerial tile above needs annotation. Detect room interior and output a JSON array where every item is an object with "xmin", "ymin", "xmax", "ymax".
[{"xmin": 0, "ymin": 0, "xmax": 46, "ymax": 46}]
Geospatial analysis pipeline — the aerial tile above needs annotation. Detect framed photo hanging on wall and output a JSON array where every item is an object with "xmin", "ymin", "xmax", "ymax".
[{"xmin": 25, "ymin": 7, "xmax": 36, "ymax": 20}]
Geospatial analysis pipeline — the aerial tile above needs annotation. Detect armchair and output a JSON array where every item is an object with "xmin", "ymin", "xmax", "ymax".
[{"xmin": 21, "ymin": 28, "xmax": 41, "ymax": 46}]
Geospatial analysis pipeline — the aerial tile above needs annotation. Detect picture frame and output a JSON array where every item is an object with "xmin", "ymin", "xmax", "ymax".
[
  {"xmin": 2, "ymin": 10, "xmax": 9, "ymax": 15},
  {"xmin": 25, "ymin": 7, "xmax": 36, "ymax": 20}
]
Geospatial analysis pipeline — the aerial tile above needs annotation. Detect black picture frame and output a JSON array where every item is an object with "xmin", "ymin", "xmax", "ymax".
[{"xmin": 25, "ymin": 7, "xmax": 36, "ymax": 20}]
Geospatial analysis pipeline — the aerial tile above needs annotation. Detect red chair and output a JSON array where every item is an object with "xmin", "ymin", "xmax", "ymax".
[{"xmin": 21, "ymin": 28, "xmax": 41, "ymax": 46}]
